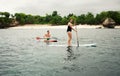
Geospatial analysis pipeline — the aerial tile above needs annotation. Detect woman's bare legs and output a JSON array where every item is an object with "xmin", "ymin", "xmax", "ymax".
[{"xmin": 67, "ymin": 32, "xmax": 72, "ymax": 46}]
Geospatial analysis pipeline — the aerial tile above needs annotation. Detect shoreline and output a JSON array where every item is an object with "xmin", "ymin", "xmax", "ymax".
[{"xmin": 8, "ymin": 24, "xmax": 120, "ymax": 29}]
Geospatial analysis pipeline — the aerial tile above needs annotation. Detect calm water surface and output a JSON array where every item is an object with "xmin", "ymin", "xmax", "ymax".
[{"xmin": 0, "ymin": 28, "xmax": 120, "ymax": 76}]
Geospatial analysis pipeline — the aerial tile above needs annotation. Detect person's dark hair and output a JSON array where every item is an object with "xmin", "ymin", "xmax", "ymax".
[
  {"xmin": 69, "ymin": 18, "xmax": 73, "ymax": 21},
  {"xmin": 47, "ymin": 30, "xmax": 49, "ymax": 32}
]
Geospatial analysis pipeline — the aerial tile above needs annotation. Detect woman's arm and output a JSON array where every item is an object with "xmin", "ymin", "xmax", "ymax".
[{"xmin": 68, "ymin": 22, "xmax": 77, "ymax": 32}]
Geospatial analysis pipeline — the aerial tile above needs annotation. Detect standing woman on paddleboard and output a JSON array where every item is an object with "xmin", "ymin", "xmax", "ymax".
[{"xmin": 67, "ymin": 19, "xmax": 77, "ymax": 46}]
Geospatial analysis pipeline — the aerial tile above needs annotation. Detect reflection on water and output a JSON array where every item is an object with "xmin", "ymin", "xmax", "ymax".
[
  {"xmin": 45, "ymin": 42, "xmax": 50, "ymax": 45},
  {"xmin": 65, "ymin": 46, "xmax": 76, "ymax": 60}
]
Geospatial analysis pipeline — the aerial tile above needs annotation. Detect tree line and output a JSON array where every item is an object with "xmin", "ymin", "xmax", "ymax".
[{"xmin": 0, "ymin": 11, "xmax": 120, "ymax": 28}]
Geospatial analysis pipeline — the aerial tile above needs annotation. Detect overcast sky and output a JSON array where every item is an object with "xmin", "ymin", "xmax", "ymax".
[{"xmin": 0, "ymin": 0, "xmax": 120, "ymax": 16}]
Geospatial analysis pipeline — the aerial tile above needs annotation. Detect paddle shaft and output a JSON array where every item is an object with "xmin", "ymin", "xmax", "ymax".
[
  {"xmin": 76, "ymin": 27, "xmax": 79, "ymax": 47},
  {"xmin": 36, "ymin": 37, "xmax": 48, "ymax": 39},
  {"xmin": 36, "ymin": 37, "xmax": 57, "ymax": 40},
  {"xmin": 74, "ymin": 21, "xmax": 79, "ymax": 47}
]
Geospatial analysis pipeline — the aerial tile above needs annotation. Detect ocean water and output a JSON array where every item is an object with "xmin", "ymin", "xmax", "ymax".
[{"xmin": 0, "ymin": 28, "xmax": 120, "ymax": 76}]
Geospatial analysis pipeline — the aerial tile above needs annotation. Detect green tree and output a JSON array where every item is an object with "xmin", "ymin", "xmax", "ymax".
[
  {"xmin": 107, "ymin": 11, "xmax": 120, "ymax": 24},
  {"xmin": 67, "ymin": 13, "xmax": 74, "ymax": 20},
  {"xmin": 97, "ymin": 11, "xmax": 108, "ymax": 23},
  {"xmin": 15, "ymin": 13, "xmax": 26, "ymax": 25},
  {"xmin": 4, "ymin": 12, "xmax": 10, "ymax": 18},
  {"xmin": 61, "ymin": 16, "xmax": 68, "ymax": 25},
  {"xmin": 50, "ymin": 11, "xmax": 62, "ymax": 25},
  {"xmin": 85, "ymin": 12, "xmax": 95, "ymax": 25},
  {"xmin": 34, "ymin": 15, "xmax": 41, "ymax": 24},
  {"xmin": 27, "ymin": 15, "xmax": 33, "ymax": 24},
  {"xmin": 50, "ymin": 15, "xmax": 62, "ymax": 25},
  {"xmin": 77, "ymin": 14, "xmax": 86, "ymax": 24},
  {"xmin": 45, "ymin": 14, "xmax": 52, "ymax": 24},
  {"xmin": 52, "ymin": 11, "xmax": 58, "ymax": 16},
  {"xmin": 0, "ymin": 12, "xmax": 12, "ymax": 28}
]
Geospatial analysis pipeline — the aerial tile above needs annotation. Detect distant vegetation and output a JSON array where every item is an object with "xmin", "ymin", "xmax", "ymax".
[{"xmin": 0, "ymin": 11, "xmax": 120, "ymax": 28}]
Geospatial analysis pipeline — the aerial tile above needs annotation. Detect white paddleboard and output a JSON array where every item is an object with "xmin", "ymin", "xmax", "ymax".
[{"xmin": 48, "ymin": 43, "xmax": 96, "ymax": 47}]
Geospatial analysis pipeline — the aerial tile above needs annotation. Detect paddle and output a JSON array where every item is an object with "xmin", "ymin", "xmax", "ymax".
[
  {"xmin": 36, "ymin": 37, "xmax": 57, "ymax": 40},
  {"xmin": 36, "ymin": 37, "xmax": 45, "ymax": 40},
  {"xmin": 36, "ymin": 37, "xmax": 58, "ymax": 42},
  {"xmin": 74, "ymin": 20, "xmax": 79, "ymax": 47}
]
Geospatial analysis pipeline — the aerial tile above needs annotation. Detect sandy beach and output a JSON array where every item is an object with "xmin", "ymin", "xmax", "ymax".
[{"xmin": 9, "ymin": 24, "xmax": 120, "ymax": 29}]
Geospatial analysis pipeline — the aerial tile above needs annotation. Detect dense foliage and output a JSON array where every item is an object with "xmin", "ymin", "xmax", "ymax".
[
  {"xmin": 0, "ymin": 12, "xmax": 12, "ymax": 28},
  {"xmin": 0, "ymin": 11, "xmax": 120, "ymax": 28}
]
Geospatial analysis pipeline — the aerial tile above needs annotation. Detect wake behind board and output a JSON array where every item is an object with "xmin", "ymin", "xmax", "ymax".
[{"xmin": 48, "ymin": 43, "xmax": 96, "ymax": 47}]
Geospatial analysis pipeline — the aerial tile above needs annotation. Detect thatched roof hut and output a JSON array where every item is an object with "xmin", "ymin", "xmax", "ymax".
[{"xmin": 102, "ymin": 18, "xmax": 116, "ymax": 28}]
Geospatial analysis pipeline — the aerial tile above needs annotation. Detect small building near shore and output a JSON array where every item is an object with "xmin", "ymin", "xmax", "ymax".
[{"xmin": 102, "ymin": 18, "xmax": 116, "ymax": 28}]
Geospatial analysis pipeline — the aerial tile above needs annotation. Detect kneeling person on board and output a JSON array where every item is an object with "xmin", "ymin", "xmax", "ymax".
[{"xmin": 44, "ymin": 30, "xmax": 51, "ymax": 42}]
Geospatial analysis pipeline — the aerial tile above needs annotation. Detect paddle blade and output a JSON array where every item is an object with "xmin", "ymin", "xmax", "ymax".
[
  {"xmin": 36, "ymin": 37, "xmax": 40, "ymax": 40},
  {"xmin": 53, "ymin": 40, "xmax": 57, "ymax": 42},
  {"xmin": 44, "ymin": 40, "xmax": 57, "ymax": 42}
]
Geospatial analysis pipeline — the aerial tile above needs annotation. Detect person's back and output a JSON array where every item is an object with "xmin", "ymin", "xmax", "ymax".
[
  {"xmin": 44, "ymin": 30, "xmax": 51, "ymax": 40},
  {"xmin": 67, "ymin": 22, "xmax": 72, "ymax": 32}
]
